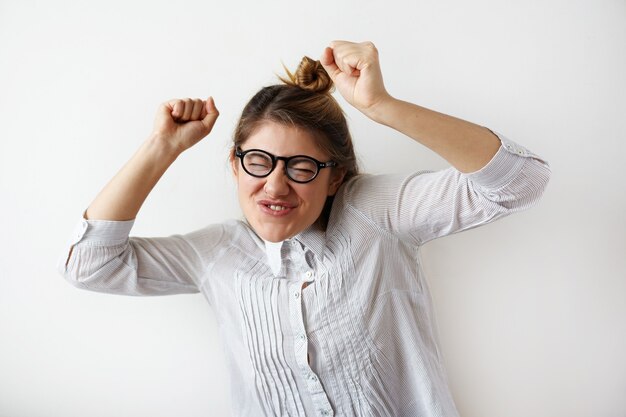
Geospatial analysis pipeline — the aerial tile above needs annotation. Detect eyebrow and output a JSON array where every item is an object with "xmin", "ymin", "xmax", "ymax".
[{"xmin": 239, "ymin": 148, "xmax": 326, "ymax": 160}]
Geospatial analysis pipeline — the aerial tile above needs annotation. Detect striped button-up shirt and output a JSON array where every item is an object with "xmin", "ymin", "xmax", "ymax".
[{"xmin": 59, "ymin": 133, "xmax": 550, "ymax": 416}]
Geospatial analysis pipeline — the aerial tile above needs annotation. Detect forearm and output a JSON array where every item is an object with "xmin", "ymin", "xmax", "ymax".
[
  {"xmin": 85, "ymin": 134, "xmax": 179, "ymax": 221},
  {"xmin": 369, "ymin": 97, "xmax": 501, "ymax": 173}
]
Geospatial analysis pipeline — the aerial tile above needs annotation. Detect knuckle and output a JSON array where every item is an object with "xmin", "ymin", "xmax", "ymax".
[{"xmin": 364, "ymin": 41, "xmax": 378, "ymax": 55}]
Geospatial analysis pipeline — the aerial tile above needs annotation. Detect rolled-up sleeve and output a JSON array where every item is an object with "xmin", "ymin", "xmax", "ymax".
[
  {"xmin": 57, "ymin": 215, "xmax": 221, "ymax": 296},
  {"xmin": 341, "ymin": 132, "xmax": 551, "ymax": 245}
]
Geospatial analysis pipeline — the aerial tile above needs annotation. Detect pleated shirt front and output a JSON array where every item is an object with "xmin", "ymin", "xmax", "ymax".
[{"xmin": 59, "ymin": 134, "xmax": 551, "ymax": 416}]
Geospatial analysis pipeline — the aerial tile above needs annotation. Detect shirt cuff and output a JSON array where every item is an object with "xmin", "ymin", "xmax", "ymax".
[
  {"xmin": 69, "ymin": 211, "xmax": 135, "ymax": 246},
  {"xmin": 464, "ymin": 131, "xmax": 539, "ymax": 190}
]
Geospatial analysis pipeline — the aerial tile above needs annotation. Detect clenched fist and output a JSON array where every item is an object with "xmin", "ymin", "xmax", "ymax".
[
  {"xmin": 320, "ymin": 41, "xmax": 392, "ymax": 122},
  {"xmin": 151, "ymin": 97, "xmax": 219, "ymax": 155}
]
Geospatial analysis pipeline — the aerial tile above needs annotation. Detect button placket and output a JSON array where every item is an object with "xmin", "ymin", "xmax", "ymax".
[{"xmin": 285, "ymin": 241, "xmax": 333, "ymax": 415}]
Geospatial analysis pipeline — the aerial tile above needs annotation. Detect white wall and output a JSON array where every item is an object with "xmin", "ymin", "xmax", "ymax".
[{"xmin": 1, "ymin": 0, "xmax": 624, "ymax": 416}]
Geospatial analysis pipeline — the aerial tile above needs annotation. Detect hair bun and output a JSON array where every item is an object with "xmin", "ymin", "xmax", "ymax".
[{"xmin": 280, "ymin": 56, "xmax": 334, "ymax": 94}]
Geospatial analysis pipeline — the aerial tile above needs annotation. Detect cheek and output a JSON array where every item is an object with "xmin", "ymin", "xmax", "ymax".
[
  {"xmin": 238, "ymin": 176, "xmax": 262, "ymax": 193},
  {"xmin": 300, "ymin": 185, "xmax": 330, "ymax": 208}
]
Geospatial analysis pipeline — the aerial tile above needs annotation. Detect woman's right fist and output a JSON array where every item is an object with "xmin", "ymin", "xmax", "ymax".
[{"xmin": 151, "ymin": 97, "xmax": 219, "ymax": 155}]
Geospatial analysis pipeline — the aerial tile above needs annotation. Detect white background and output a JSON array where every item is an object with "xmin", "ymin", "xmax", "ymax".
[{"xmin": 1, "ymin": 0, "xmax": 625, "ymax": 416}]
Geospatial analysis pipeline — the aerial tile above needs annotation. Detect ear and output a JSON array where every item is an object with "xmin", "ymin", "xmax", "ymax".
[
  {"xmin": 327, "ymin": 167, "xmax": 347, "ymax": 196},
  {"xmin": 229, "ymin": 149, "xmax": 239, "ymax": 179}
]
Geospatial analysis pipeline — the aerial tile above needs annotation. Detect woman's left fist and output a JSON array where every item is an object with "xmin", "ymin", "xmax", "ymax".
[{"xmin": 320, "ymin": 40, "xmax": 392, "ymax": 120}]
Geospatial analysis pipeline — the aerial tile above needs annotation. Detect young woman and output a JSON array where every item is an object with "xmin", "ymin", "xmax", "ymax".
[{"xmin": 59, "ymin": 41, "xmax": 551, "ymax": 416}]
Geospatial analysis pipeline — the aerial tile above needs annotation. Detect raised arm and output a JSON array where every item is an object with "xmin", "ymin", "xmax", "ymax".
[
  {"xmin": 86, "ymin": 97, "xmax": 219, "ymax": 220},
  {"xmin": 59, "ymin": 97, "xmax": 220, "ymax": 296},
  {"xmin": 321, "ymin": 41, "xmax": 550, "ymax": 245},
  {"xmin": 320, "ymin": 41, "xmax": 500, "ymax": 173}
]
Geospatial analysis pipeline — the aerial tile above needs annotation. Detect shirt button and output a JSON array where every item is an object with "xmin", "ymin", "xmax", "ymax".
[
  {"xmin": 309, "ymin": 374, "xmax": 318, "ymax": 382},
  {"xmin": 320, "ymin": 410, "xmax": 330, "ymax": 416},
  {"xmin": 305, "ymin": 270, "xmax": 313, "ymax": 278},
  {"xmin": 299, "ymin": 333, "xmax": 306, "ymax": 341},
  {"xmin": 294, "ymin": 291, "xmax": 300, "ymax": 299}
]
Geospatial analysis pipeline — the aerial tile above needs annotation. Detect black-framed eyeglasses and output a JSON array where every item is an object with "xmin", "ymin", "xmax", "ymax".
[{"xmin": 235, "ymin": 148, "xmax": 338, "ymax": 184}]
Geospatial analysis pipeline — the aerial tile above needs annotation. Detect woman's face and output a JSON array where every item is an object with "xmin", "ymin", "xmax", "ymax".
[{"xmin": 231, "ymin": 121, "xmax": 344, "ymax": 242}]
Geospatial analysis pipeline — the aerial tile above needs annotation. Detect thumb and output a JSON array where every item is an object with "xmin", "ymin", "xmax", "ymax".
[
  {"xmin": 320, "ymin": 47, "xmax": 341, "ymax": 82},
  {"xmin": 200, "ymin": 96, "xmax": 219, "ymax": 132}
]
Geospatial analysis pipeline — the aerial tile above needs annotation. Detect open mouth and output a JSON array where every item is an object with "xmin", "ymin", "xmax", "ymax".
[
  {"xmin": 266, "ymin": 204, "xmax": 289, "ymax": 212},
  {"xmin": 258, "ymin": 201, "xmax": 295, "ymax": 216}
]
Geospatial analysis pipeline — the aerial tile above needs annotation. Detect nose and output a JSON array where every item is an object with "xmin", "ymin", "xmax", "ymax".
[{"xmin": 263, "ymin": 161, "xmax": 290, "ymax": 197}]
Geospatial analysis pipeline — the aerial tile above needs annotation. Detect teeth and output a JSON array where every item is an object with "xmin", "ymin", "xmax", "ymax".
[{"xmin": 268, "ymin": 205, "xmax": 287, "ymax": 211}]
